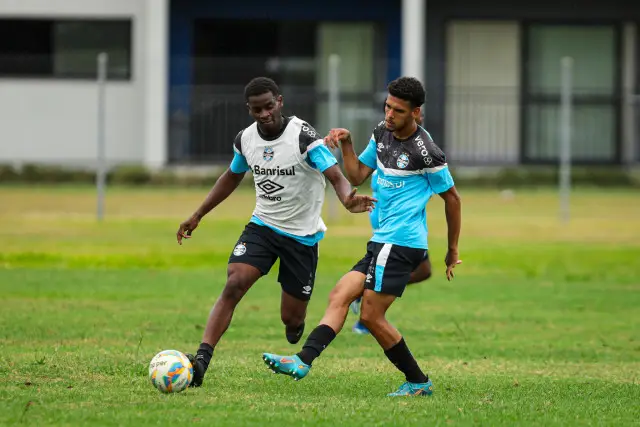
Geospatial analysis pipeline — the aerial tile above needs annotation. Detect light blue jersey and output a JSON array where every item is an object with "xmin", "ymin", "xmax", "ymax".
[
  {"xmin": 358, "ymin": 122, "xmax": 454, "ymax": 249},
  {"xmin": 368, "ymin": 170, "xmax": 380, "ymax": 231}
]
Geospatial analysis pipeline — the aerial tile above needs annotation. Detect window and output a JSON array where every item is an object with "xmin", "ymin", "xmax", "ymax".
[
  {"xmin": 524, "ymin": 24, "xmax": 619, "ymax": 163},
  {"xmin": 0, "ymin": 19, "xmax": 132, "ymax": 80}
]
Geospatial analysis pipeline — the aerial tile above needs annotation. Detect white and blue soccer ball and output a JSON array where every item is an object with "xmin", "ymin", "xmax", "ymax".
[{"xmin": 148, "ymin": 350, "xmax": 193, "ymax": 393}]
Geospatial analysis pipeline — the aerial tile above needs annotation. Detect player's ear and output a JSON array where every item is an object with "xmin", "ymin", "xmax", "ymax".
[{"xmin": 276, "ymin": 94, "xmax": 283, "ymax": 108}]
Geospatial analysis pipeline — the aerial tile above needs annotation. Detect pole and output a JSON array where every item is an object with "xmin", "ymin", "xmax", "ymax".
[
  {"xmin": 96, "ymin": 52, "xmax": 108, "ymax": 221},
  {"xmin": 559, "ymin": 56, "xmax": 573, "ymax": 224},
  {"xmin": 328, "ymin": 54, "xmax": 341, "ymax": 221}
]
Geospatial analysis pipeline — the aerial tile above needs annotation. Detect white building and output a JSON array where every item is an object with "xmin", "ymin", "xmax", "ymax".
[{"xmin": 0, "ymin": 0, "xmax": 167, "ymax": 169}]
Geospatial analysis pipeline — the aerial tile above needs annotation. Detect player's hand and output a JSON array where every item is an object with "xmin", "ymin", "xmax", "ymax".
[
  {"xmin": 177, "ymin": 214, "xmax": 200, "ymax": 245},
  {"xmin": 343, "ymin": 188, "xmax": 377, "ymax": 213},
  {"xmin": 445, "ymin": 249, "xmax": 462, "ymax": 281},
  {"xmin": 324, "ymin": 128, "xmax": 352, "ymax": 150}
]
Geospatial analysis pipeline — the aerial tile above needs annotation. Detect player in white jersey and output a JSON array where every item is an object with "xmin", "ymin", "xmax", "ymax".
[{"xmin": 175, "ymin": 77, "xmax": 376, "ymax": 388}]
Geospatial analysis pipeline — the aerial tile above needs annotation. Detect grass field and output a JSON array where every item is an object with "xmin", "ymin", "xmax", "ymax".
[{"xmin": 1, "ymin": 185, "xmax": 639, "ymax": 426}]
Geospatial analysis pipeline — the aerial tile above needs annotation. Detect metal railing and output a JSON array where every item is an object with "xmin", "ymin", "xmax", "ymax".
[{"xmin": 169, "ymin": 85, "xmax": 640, "ymax": 166}]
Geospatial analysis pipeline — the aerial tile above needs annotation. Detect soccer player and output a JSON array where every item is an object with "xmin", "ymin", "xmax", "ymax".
[
  {"xmin": 262, "ymin": 77, "xmax": 462, "ymax": 397},
  {"xmin": 176, "ymin": 77, "xmax": 376, "ymax": 388},
  {"xmin": 350, "ymin": 111, "xmax": 432, "ymax": 335}
]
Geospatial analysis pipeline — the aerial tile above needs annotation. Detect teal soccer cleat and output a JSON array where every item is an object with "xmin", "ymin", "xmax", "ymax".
[
  {"xmin": 262, "ymin": 353, "xmax": 310, "ymax": 381},
  {"xmin": 387, "ymin": 380, "xmax": 434, "ymax": 397}
]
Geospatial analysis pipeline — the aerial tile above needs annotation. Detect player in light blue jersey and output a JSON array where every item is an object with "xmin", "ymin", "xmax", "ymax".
[
  {"xmin": 262, "ymin": 77, "xmax": 462, "ymax": 397},
  {"xmin": 350, "ymin": 112, "xmax": 433, "ymax": 335}
]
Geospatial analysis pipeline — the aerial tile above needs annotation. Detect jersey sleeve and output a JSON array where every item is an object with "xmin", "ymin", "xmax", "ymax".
[
  {"xmin": 298, "ymin": 121, "xmax": 324, "ymax": 155},
  {"xmin": 230, "ymin": 130, "xmax": 250, "ymax": 174},
  {"xmin": 358, "ymin": 121, "xmax": 385, "ymax": 169},
  {"xmin": 307, "ymin": 144, "xmax": 338, "ymax": 172},
  {"xmin": 423, "ymin": 141, "xmax": 454, "ymax": 194}
]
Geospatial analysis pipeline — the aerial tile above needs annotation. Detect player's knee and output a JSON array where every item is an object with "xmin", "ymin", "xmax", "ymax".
[
  {"xmin": 417, "ymin": 266, "xmax": 432, "ymax": 282},
  {"xmin": 410, "ymin": 263, "xmax": 432, "ymax": 284},
  {"xmin": 221, "ymin": 272, "xmax": 250, "ymax": 304},
  {"xmin": 359, "ymin": 310, "xmax": 381, "ymax": 330},
  {"xmin": 281, "ymin": 309, "xmax": 304, "ymax": 327},
  {"xmin": 327, "ymin": 287, "xmax": 351, "ymax": 309}
]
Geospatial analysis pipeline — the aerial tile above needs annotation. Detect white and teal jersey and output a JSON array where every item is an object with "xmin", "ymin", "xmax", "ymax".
[{"xmin": 359, "ymin": 122, "xmax": 454, "ymax": 249}]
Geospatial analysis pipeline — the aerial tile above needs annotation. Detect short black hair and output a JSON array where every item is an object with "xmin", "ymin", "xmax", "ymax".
[
  {"xmin": 244, "ymin": 77, "xmax": 280, "ymax": 101},
  {"xmin": 387, "ymin": 77, "xmax": 425, "ymax": 109}
]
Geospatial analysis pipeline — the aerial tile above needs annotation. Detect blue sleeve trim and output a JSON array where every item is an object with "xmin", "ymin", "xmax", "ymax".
[
  {"xmin": 358, "ymin": 139, "xmax": 377, "ymax": 169},
  {"xmin": 230, "ymin": 152, "xmax": 250, "ymax": 174},
  {"xmin": 307, "ymin": 144, "xmax": 338, "ymax": 172},
  {"xmin": 425, "ymin": 166, "xmax": 454, "ymax": 194}
]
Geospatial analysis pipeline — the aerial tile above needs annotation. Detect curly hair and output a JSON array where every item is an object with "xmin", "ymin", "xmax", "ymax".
[
  {"xmin": 244, "ymin": 77, "xmax": 280, "ymax": 101},
  {"xmin": 387, "ymin": 77, "xmax": 425, "ymax": 108}
]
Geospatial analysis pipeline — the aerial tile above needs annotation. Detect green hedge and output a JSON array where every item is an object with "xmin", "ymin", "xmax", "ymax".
[{"xmin": 0, "ymin": 163, "xmax": 638, "ymax": 188}]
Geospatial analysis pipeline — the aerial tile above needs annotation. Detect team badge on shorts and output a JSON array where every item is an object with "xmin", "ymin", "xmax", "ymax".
[
  {"xmin": 233, "ymin": 243, "xmax": 247, "ymax": 256},
  {"xmin": 263, "ymin": 147, "xmax": 274, "ymax": 161},
  {"xmin": 397, "ymin": 153, "xmax": 410, "ymax": 169}
]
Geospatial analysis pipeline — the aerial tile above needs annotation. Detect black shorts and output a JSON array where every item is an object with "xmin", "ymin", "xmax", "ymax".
[
  {"xmin": 229, "ymin": 222, "xmax": 319, "ymax": 301},
  {"xmin": 351, "ymin": 241, "xmax": 427, "ymax": 297}
]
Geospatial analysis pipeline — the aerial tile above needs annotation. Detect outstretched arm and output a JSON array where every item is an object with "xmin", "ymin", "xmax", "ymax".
[
  {"xmin": 325, "ymin": 128, "xmax": 374, "ymax": 186},
  {"xmin": 305, "ymin": 137, "xmax": 376, "ymax": 213},
  {"xmin": 176, "ymin": 169, "xmax": 245, "ymax": 244},
  {"xmin": 177, "ymin": 131, "xmax": 250, "ymax": 244},
  {"xmin": 323, "ymin": 165, "xmax": 376, "ymax": 213}
]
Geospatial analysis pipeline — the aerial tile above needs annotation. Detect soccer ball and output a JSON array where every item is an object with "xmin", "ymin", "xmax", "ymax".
[{"xmin": 148, "ymin": 350, "xmax": 193, "ymax": 393}]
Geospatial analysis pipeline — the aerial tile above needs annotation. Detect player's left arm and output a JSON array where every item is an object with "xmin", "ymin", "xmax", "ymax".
[
  {"xmin": 424, "ymin": 144, "xmax": 462, "ymax": 281},
  {"xmin": 323, "ymin": 164, "xmax": 376, "ymax": 213},
  {"xmin": 301, "ymin": 123, "xmax": 376, "ymax": 214}
]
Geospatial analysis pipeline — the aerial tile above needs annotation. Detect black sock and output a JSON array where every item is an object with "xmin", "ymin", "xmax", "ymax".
[
  {"xmin": 384, "ymin": 338, "xmax": 429, "ymax": 383},
  {"xmin": 286, "ymin": 322, "xmax": 305, "ymax": 344},
  {"xmin": 196, "ymin": 343, "xmax": 214, "ymax": 372},
  {"xmin": 296, "ymin": 324, "xmax": 336, "ymax": 365}
]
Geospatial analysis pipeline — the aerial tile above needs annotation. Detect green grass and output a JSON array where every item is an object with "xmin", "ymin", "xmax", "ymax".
[{"xmin": 1, "ymin": 186, "xmax": 639, "ymax": 426}]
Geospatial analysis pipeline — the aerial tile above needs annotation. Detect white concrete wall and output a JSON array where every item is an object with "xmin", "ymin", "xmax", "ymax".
[{"xmin": 0, "ymin": 0, "xmax": 167, "ymax": 168}]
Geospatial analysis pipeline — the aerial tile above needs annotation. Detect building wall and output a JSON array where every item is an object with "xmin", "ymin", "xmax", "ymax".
[
  {"xmin": 0, "ymin": 0, "xmax": 153, "ymax": 167},
  {"xmin": 445, "ymin": 21, "xmax": 520, "ymax": 164},
  {"xmin": 426, "ymin": 0, "xmax": 640, "ymax": 165}
]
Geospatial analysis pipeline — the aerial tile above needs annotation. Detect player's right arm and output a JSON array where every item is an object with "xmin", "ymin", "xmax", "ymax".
[
  {"xmin": 324, "ymin": 128, "xmax": 374, "ymax": 186},
  {"xmin": 176, "ymin": 131, "xmax": 249, "ymax": 244}
]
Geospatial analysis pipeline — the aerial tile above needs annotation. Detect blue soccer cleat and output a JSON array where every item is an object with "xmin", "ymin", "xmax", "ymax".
[
  {"xmin": 387, "ymin": 380, "xmax": 434, "ymax": 397},
  {"xmin": 350, "ymin": 297, "xmax": 362, "ymax": 315},
  {"xmin": 351, "ymin": 320, "xmax": 370, "ymax": 335},
  {"xmin": 262, "ymin": 353, "xmax": 310, "ymax": 381}
]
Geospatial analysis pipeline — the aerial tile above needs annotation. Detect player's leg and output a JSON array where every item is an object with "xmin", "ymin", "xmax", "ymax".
[
  {"xmin": 187, "ymin": 223, "xmax": 277, "ymax": 387},
  {"xmin": 275, "ymin": 238, "xmax": 320, "ymax": 344},
  {"xmin": 263, "ymin": 271, "xmax": 366, "ymax": 379},
  {"xmin": 352, "ymin": 253, "xmax": 429, "ymax": 335},
  {"xmin": 360, "ymin": 244, "xmax": 433, "ymax": 396},
  {"xmin": 262, "ymin": 245, "xmax": 374, "ymax": 379},
  {"xmin": 280, "ymin": 291, "xmax": 308, "ymax": 344},
  {"xmin": 408, "ymin": 254, "xmax": 431, "ymax": 285}
]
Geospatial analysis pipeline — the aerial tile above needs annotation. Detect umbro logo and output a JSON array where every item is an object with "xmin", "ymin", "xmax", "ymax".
[
  {"xmin": 257, "ymin": 179, "xmax": 284, "ymax": 195},
  {"xmin": 302, "ymin": 285, "xmax": 312, "ymax": 295}
]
